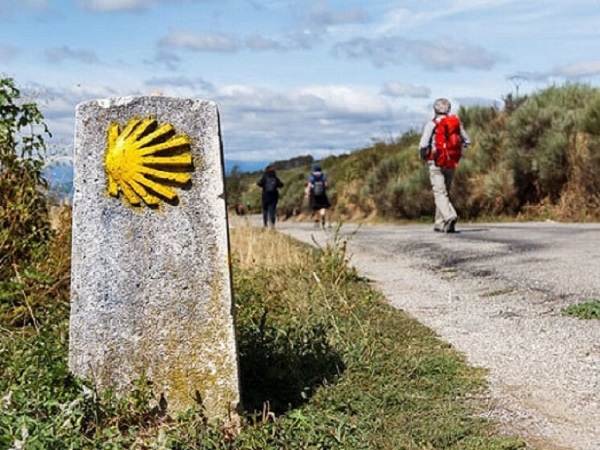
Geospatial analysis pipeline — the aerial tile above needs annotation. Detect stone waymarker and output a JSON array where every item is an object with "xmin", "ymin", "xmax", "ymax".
[{"xmin": 69, "ymin": 96, "xmax": 240, "ymax": 419}]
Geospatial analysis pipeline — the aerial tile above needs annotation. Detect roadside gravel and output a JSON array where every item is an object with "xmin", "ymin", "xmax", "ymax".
[{"xmin": 270, "ymin": 219, "xmax": 599, "ymax": 450}]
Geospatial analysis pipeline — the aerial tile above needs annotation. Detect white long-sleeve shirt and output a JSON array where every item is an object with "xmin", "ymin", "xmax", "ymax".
[{"xmin": 418, "ymin": 114, "xmax": 471, "ymax": 151}]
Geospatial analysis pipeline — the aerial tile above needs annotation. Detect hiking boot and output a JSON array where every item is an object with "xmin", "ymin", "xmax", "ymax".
[{"xmin": 443, "ymin": 218, "xmax": 457, "ymax": 233}]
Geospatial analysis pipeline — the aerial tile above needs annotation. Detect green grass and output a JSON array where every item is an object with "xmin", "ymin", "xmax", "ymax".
[
  {"xmin": 0, "ymin": 225, "xmax": 529, "ymax": 449},
  {"xmin": 562, "ymin": 300, "xmax": 600, "ymax": 320}
]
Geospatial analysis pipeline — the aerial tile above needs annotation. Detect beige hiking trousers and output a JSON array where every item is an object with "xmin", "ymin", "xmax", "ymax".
[{"xmin": 428, "ymin": 162, "xmax": 457, "ymax": 229}]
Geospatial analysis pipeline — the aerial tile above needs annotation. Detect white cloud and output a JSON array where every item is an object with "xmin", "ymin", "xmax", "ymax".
[
  {"xmin": 556, "ymin": 61, "xmax": 600, "ymax": 79},
  {"xmin": 293, "ymin": 85, "xmax": 391, "ymax": 119},
  {"xmin": 78, "ymin": 0, "xmax": 159, "ymax": 12},
  {"xmin": 215, "ymin": 85, "xmax": 293, "ymax": 113},
  {"xmin": 307, "ymin": 1, "xmax": 369, "ymax": 27},
  {"xmin": 333, "ymin": 36, "xmax": 496, "ymax": 71},
  {"xmin": 44, "ymin": 46, "xmax": 99, "ymax": 65},
  {"xmin": 150, "ymin": 50, "xmax": 181, "ymax": 70},
  {"xmin": 456, "ymin": 96, "xmax": 503, "ymax": 109},
  {"xmin": 378, "ymin": 0, "xmax": 519, "ymax": 33},
  {"xmin": 286, "ymin": 29, "xmax": 323, "ymax": 50},
  {"xmin": 279, "ymin": 2, "xmax": 370, "ymax": 50},
  {"xmin": 37, "ymin": 83, "xmax": 120, "ymax": 120},
  {"xmin": 413, "ymin": 38, "xmax": 496, "ymax": 71},
  {"xmin": 381, "ymin": 81, "xmax": 430, "ymax": 98},
  {"xmin": 144, "ymin": 75, "xmax": 214, "ymax": 92},
  {"xmin": 159, "ymin": 30, "xmax": 239, "ymax": 52},
  {"xmin": 208, "ymin": 83, "xmax": 405, "ymax": 159},
  {"xmin": 510, "ymin": 60, "xmax": 600, "ymax": 83},
  {"xmin": 245, "ymin": 35, "xmax": 283, "ymax": 51}
]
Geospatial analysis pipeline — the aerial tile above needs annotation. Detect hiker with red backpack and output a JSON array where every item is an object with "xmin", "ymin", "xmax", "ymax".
[{"xmin": 418, "ymin": 98, "xmax": 470, "ymax": 233}]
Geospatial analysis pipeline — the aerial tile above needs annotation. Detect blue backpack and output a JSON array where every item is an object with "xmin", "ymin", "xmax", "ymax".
[{"xmin": 312, "ymin": 174, "xmax": 325, "ymax": 196}]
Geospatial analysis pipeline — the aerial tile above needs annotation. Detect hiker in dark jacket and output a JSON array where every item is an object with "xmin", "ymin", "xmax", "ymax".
[{"xmin": 257, "ymin": 165, "xmax": 284, "ymax": 228}]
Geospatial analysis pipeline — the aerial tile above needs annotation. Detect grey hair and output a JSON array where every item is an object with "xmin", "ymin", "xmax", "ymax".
[{"xmin": 433, "ymin": 98, "xmax": 451, "ymax": 114}]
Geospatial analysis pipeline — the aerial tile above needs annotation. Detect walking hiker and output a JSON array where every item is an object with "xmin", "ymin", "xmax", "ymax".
[
  {"xmin": 418, "ymin": 98, "xmax": 470, "ymax": 233},
  {"xmin": 257, "ymin": 165, "xmax": 284, "ymax": 228},
  {"xmin": 305, "ymin": 164, "xmax": 331, "ymax": 228}
]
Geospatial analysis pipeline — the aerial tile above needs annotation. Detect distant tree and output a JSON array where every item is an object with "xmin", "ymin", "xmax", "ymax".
[
  {"xmin": 272, "ymin": 154, "xmax": 313, "ymax": 171},
  {"xmin": 502, "ymin": 93, "xmax": 528, "ymax": 115},
  {"xmin": 0, "ymin": 77, "xmax": 51, "ymax": 276},
  {"xmin": 224, "ymin": 164, "xmax": 245, "ymax": 210}
]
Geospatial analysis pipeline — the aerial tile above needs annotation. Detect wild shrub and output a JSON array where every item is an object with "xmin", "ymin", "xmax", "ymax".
[
  {"xmin": 0, "ymin": 78, "xmax": 51, "ymax": 278},
  {"xmin": 576, "ymin": 95, "xmax": 600, "ymax": 200},
  {"xmin": 581, "ymin": 95, "xmax": 600, "ymax": 135},
  {"xmin": 504, "ymin": 84, "xmax": 597, "ymax": 213},
  {"xmin": 277, "ymin": 170, "xmax": 314, "ymax": 218},
  {"xmin": 367, "ymin": 155, "xmax": 399, "ymax": 216},
  {"xmin": 386, "ymin": 167, "xmax": 432, "ymax": 219},
  {"xmin": 469, "ymin": 128, "xmax": 505, "ymax": 174},
  {"xmin": 364, "ymin": 142, "xmax": 425, "ymax": 218},
  {"xmin": 459, "ymin": 104, "xmax": 501, "ymax": 130},
  {"xmin": 224, "ymin": 165, "xmax": 247, "ymax": 209},
  {"xmin": 482, "ymin": 168, "xmax": 519, "ymax": 215},
  {"xmin": 0, "ymin": 78, "xmax": 64, "ymax": 329}
]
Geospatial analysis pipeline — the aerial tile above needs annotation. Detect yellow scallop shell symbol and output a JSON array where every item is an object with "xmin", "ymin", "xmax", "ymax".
[{"xmin": 105, "ymin": 118, "xmax": 193, "ymax": 207}]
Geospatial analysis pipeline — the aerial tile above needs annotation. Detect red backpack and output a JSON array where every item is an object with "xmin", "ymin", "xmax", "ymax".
[{"xmin": 432, "ymin": 115, "xmax": 463, "ymax": 169}]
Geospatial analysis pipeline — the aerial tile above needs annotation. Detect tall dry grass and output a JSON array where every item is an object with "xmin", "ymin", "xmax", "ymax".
[{"xmin": 229, "ymin": 222, "xmax": 308, "ymax": 270}]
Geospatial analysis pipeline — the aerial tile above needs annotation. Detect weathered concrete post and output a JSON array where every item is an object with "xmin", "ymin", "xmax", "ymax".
[{"xmin": 69, "ymin": 96, "xmax": 240, "ymax": 419}]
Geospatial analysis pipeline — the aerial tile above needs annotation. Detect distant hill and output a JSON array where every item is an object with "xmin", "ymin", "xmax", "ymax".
[{"xmin": 225, "ymin": 159, "xmax": 269, "ymax": 174}]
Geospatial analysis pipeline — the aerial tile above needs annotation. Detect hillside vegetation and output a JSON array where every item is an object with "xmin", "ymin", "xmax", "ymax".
[{"xmin": 228, "ymin": 84, "xmax": 600, "ymax": 223}]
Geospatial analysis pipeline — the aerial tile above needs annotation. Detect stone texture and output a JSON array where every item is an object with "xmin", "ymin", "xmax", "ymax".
[{"xmin": 69, "ymin": 96, "xmax": 240, "ymax": 419}]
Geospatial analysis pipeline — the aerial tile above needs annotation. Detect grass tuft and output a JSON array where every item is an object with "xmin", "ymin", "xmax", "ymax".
[{"xmin": 562, "ymin": 300, "xmax": 600, "ymax": 320}]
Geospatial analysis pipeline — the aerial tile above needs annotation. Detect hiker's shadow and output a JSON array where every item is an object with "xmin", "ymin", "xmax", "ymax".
[
  {"xmin": 237, "ymin": 311, "xmax": 345, "ymax": 417},
  {"xmin": 451, "ymin": 227, "xmax": 490, "ymax": 235}
]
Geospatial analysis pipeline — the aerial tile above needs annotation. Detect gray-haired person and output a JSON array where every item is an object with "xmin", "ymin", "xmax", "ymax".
[{"xmin": 418, "ymin": 98, "xmax": 470, "ymax": 233}]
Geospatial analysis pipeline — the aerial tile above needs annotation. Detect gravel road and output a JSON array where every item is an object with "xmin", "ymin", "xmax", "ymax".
[{"xmin": 268, "ymin": 219, "xmax": 600, "ymax": 450}]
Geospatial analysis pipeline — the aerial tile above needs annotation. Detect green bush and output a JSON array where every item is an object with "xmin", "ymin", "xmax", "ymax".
[
  {"xmin": 581, "ymin": 95, "xmax": 600, "ymax": 135},
  {"xmin": 504, "ymin": 84, "xmax": 594, "ymax": 209},
  {"xmin": 0, "ymin": 77, "xmax": 52, "ymax": 278}
]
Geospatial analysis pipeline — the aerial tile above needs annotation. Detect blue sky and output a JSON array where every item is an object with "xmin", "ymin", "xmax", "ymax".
[{"xmin": 1, "ymin": 0, "xmax": 599, "ymax": 168}]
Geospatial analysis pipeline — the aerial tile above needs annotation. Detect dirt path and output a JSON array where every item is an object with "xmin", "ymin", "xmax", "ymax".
[{"xmin": 269, "ymin": 219, "xmax": 600, "ymax": 450}]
